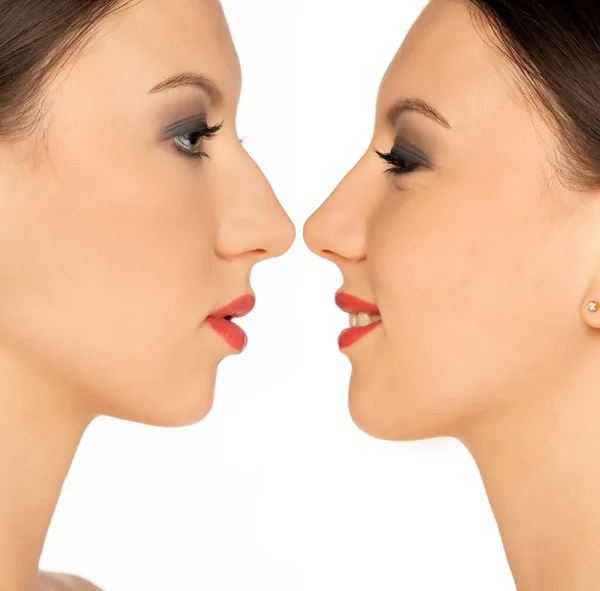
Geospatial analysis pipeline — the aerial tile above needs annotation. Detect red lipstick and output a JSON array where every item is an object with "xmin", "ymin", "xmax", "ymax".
[
  {"xmin": 335, "ymin": 292, "xmax": 380, "ymax": 315},
  {"xmin": 335, "ymin": 292, "xmax": 382, "ymax": 349},
  {"xmin": 206, "ymin": 294, "xmax": 255, "ymax": 352}
]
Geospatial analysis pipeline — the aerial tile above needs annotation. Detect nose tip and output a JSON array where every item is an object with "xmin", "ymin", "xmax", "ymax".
[
  {"xmin": 268, "ymin": 211, "xmax": 296, "ymax": 259},
  {"xmin": 303, "ymin": 206, "xmax": 340, "ymax": 262},
  {"xmin": 303, "ymin": 200, "xmax": 369, "ymax": 264},
  {"xmin": 303, "ymin": 156, "xmax": 373, "ymax": 264},
  {"xmin": 242, "ymin": 199, "xmax": 296, "ymax": 264},
  {"xmin": 302, "ymin": 210, "xmax": 321, "ymax": 257},
  {"xmin": 219, "ymin": 207, "xmax": 295, "ymax": 263},
  {"xmin": 214, "ymin": 143, "xmax": 296, "ymax": 262}
]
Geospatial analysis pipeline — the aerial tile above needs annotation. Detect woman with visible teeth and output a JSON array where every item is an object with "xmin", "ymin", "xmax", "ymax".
[
  {"xmin": 304, "ymin": 1, "xmax": 600, "ymax": 589},
  {"xmin": 0, "ymin": 0, "xmax": 294, "ymax": 589}
]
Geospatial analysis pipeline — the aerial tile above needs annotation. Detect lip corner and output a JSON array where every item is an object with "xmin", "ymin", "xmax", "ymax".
[{"xmin": 209, "ymin": 292, "xmax": 256, "ymax": 319}]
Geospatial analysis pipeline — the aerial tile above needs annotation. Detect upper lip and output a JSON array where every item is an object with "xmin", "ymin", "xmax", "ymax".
[
  {"xmin": 208, "ymin": 293, "xmax": 256, "ymax": 319},
  {"xmin": 335, "ymin": 292, "xmax": 380, "ymax": 315}
]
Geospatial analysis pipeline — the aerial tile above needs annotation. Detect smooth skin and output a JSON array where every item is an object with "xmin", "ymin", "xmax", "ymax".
[
  {"xmin": 304, "ymin": 1, "xmax": 600, "ymax": 589},
  {"xmin": 0, "ymin": 0, "xmax": 294, "ymax": 589}
]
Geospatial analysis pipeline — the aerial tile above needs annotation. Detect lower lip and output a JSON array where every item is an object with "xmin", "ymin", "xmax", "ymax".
[
  {"xmin": 338, "ymin": 320, "xmax": 382, "ymax": 349},
  {"xmin": 206, "ymin": 317, "xmax": 248, "ymax": 352}
]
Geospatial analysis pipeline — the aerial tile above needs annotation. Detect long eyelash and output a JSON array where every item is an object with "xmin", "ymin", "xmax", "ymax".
[
  {"xmin": 373, "ymin": 147, "xmax": 422, "ymax": 176},
  {"xmin": 176, "ymin": 120, "xmax": 225, "ymax": 161},
  {"xmin": 202, "ymin": 120, "xmax": 224, "ymax": 140}
]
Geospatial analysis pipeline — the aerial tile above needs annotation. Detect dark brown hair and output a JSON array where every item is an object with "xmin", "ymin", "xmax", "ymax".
[
  {"xmin": 467, "ymin": 0, "xmax": 600, "ymax": 192},
  {"xmin": 0, "ymin": 0, "xmax": 137, "ymax": 141}
]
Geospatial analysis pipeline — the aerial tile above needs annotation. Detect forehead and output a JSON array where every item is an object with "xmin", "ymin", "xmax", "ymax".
[
  {"xmin": 377, "ymin": 0, "xmax": 519, "ymax": 134},
  {"xmin": 75, "ymin": 0, "xmax": 240, "ymax": 103}
]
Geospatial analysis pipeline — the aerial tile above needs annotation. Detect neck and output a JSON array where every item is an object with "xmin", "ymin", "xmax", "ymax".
[
  {"xmin": 0, "ymin": 343, "xmax": 93, "ymax": 591},
  {"xmin": 460, "ymin": 360, "xmax": 600, "ymax": 591}
]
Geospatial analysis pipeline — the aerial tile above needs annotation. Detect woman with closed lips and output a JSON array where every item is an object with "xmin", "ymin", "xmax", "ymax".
[
  {"xmin": 304, "ymin": 0, "xmax": 600, "ymax": 589},
  {"xmin": 0, "ymin": 0, "xmax": 294, "ymax": 589}
]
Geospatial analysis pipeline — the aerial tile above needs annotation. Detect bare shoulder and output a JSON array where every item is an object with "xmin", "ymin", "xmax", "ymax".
[{"xmin": 39, "ymin": 571, "xmax": 104, "ymax": 591}]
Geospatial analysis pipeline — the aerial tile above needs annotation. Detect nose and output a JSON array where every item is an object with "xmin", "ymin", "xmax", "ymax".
[
  {"xmin": 303, "ymin": 159, "xmax": 371, "ymax": 264},
  {"xmin": 214, "ymin": 148, "xmax": 295, "ymax": 262}
]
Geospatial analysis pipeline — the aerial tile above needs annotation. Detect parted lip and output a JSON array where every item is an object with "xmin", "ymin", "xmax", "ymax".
[
  {"xmin": 335, "ymin": 292, "xmax": 380, "ymax": 315},
  {"xmin": 208, "ymin": 294, "xmax": 256, "ymax": 319}
]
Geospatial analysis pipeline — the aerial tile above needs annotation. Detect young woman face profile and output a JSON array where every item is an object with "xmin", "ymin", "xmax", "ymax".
[
  {"xmin": 0, "ymin": 0, "xmax": 294, "ymax": 427},
  {"xmin": 0, "ymin": 0, "xmax": 293, "ymax": 588},
  {"xmin": 305, "ymin": 0, "xmax": 600, "ymax": 587},
  {"xmin": 305, "ymin": 0, "xmax": 600, "ymax": 442}
]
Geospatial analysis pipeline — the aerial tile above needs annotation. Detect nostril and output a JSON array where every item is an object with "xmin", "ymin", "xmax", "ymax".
[{"xmin": 317, "ymin": 248, "xmax": 344, "ymax": 264}]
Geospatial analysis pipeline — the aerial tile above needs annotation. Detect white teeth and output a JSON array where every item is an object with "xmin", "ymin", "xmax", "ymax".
[{"xmin": 349, "ymin": 313, "xmax": 382, "ymax": 327}]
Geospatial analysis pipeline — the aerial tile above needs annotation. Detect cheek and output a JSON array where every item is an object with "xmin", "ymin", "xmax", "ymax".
[
  {"xmin": 0, "ymin": 161, "xmax": 217, "ymax": 422},
  {"xmin": 365, "ymin": 180, "xmax": 576, "ymax": 435}
]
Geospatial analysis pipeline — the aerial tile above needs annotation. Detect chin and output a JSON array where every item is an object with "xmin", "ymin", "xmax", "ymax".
[
  {"xmin": 347, "ymin": 369, "xmax": 456, "ymax": 442},
  {"xmin": 103, "ymin": 366, "xmax": 219, "ymax": 428},
  {"xmin": 153, "ymin": 389, "xmax": 216, "ymax": 428},
  {"xmin": 347, "ymin": 393, "xmax": 425, "ymax": 442},
  {"xmin": 347, "ymin": 369, "xmax": 410, "ymax": 441}
]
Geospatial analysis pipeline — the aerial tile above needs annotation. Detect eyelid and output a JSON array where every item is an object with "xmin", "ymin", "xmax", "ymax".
[
  {"xmin": 163, "ymin": 114, "xmax": 209, "ymax": 137},
  {"xmin": 390, "ymin": 140, "xmax": 429, "ymax": 165},
  {"xmin": 373, "ymin": 143, "xmax": 431, "ymax": 177}
]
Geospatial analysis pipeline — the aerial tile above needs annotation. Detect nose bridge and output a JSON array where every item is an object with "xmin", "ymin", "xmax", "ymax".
[
  {"xmin": 304, "ymin": 158, "xmax": 371, "ymax": 262},
  {"xmin": 214, "ymin": 146, "xmax": 295, "ymax": 260}
]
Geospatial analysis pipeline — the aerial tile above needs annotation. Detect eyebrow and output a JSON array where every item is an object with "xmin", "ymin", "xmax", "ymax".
[
  {"xmin": 386, "ymin": 98, "xmax": 451, "ymax": 130},
  {"xmin": 148, "ymin": 71, "xmax": 223, "ymax": 107}
]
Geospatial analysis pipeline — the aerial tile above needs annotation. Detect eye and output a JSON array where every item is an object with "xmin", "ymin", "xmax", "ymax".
[
  {"xmin": 373, "ymin": 145, "xmax": 427, "ymax": 176},
  {"xmin": 172, "ymin": 120, "xmax": 224, "ymax": 161}
]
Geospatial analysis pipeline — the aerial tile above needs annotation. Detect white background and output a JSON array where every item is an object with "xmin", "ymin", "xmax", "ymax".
[{"xmin": 40, "ymin": 1, "xmax": 516, "ymax": 589}]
